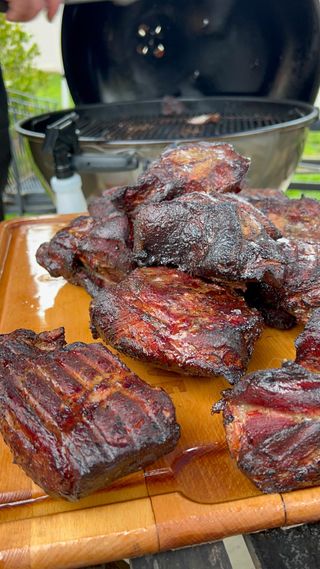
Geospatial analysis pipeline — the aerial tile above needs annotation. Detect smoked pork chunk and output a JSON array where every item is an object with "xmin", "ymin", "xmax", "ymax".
[
  {"xmin": 88, "ymin": 186, "xmax": 125, "ymax": 218},
  {"xmin": 240, "ymin": 188, "xmax": 320, "ymax": 242},
  {"xmin": 0, "ymin": 328, "xmax": 180, "ymax": 501},
  {"xmin": 295, "ymin": 308, "xmax": 320, "ymax": 372},
  {"xmin": 114, "ymin": 142, "xmax": 250, "ymax": 215},
  {"xmin": 90, "ymin": 267, "xmax": 264, "ymax": 384},
  {"xmin": 36, "ymin": 212, "xmax": 135, "ymax": 297},
  {"xmin": 245, "ymin": 238, "xmax": 320, "ymax": 327},
  {"xmin": 213, "ymin": 361, "xmax": 320, "ymax": 493},
  {"xmin": 133, "ymin": 192, "xmax": 285, "ymax": 286}
]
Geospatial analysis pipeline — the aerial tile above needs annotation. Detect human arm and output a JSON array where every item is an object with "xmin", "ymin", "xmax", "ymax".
[{"xmin": 6, "ymin": 0, "xmax": 61, "ymax": 22}]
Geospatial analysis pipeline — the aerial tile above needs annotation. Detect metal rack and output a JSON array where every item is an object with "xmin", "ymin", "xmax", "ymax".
[{"xmin": 4, "ymin": 89, "xmax": 58, "ymax": 216}]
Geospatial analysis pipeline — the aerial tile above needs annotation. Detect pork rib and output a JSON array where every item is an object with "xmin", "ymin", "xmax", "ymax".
[
  {"xmin": 90, "ymin": 267, "xmax": 263, "ymax": 384},
  {"xmin": 240, "ymin": 188, "xmax": 320, "ymax": 242},
  {"xmin": 213, "ymin": 361, "xmax": 320, "ymax": 493},
  {"xmin": 87, "ymin": 186, "xmax": 125, "ymax": 219},
  {"xmin": 36, "ymin": 212, "xmax": 135, "ymax": 297},
  {"xmin": 0, "ymin": 328, "xmax": 180, "ymax": 501},
  {"xmin": 133, "ymin": 192, "xmax": 285, "ymax": 286},
  {"xmin": 245, "ymin": 238, "xmax": 320, "ymax": 327},
  {"xmin": 114, "ymin": 142, "xmax": 250, "ymax": 215}
]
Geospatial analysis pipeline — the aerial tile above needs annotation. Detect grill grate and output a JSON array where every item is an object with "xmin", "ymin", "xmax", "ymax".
[
  {"xmin": 22, "ymin": 97, "xmax": 314, "ymax": 145},
  {"xmin": 75, "ymin": 110, "xmax": 303, "ymax": 142}
]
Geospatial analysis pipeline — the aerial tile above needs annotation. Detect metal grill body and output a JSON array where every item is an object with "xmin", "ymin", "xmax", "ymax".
[{"xmin": 16, "ymin": 96, "xmax": 318, "ymax": 196}]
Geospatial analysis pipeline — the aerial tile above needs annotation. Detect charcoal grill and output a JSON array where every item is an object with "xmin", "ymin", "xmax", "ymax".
[{"xmin": 17, "ymin": 96, "xmax": 318, "ymax": 199}]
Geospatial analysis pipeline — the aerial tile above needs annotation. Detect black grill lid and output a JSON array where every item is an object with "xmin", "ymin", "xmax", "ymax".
[
  {"xmin": 18, "ymin": 97, "xmax": 318, "ymax": 144},
  {"xmin": 61, "ymin": 0, "xmax": 320, "ymax": 105}
]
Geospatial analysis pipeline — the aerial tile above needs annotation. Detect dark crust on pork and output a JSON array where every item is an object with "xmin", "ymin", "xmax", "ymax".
[
  {"xmin": 245, "ymin": 238, "xmax": 320, "ymax": 327},
  {"xmin": 0, "ymin": 328, "xmax": 180, "ymax": 501},
  {"xmin": 133, "ymin": 192, "xmax": 285, "ymax": 286},
  {"xmin": 295, "ymin": 308, "xmax": 320, "ymax": 372},
  {"xmin": 36, "ymin": 213, "xmax": 135, "ymax": 297},
  {"xmin": 240, "ymin": 188, "xmax": 320, "ymax": 242},
  {"xmin": 88, "ymin": 186, "xmax": 125, "ymax": 219},
  {"xmin": 90, "ymin": 267, "xmax": 264, "ymax": 384},
  {"xmin": 244, "ymin": 282, "xmax": 297, "ymax": 331},
  {"xmin": 213, "ymin": 361, "xmax": 320, "ymax": 493},
  {"xmin": 114, "ymin": 142, "xmax": 250, "ymax": 215}
]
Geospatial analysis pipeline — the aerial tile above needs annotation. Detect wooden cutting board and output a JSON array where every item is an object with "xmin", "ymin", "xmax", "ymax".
[{"xmin": 0, "ymin": 215, "xmax": 319, "ymax": 569}]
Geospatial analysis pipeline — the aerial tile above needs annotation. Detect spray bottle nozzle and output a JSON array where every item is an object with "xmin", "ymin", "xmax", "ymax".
[{"xmin": 43, "ymin": 112, "xmax": 80, "ymax": 179}]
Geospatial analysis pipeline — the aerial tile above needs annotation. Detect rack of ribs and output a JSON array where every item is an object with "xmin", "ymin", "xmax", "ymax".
[
  {"xmin": 133, "ymin": 192, "xmax": 285, "ymax": 286},
  {"xmin": 36, "ymin": 211, "xmax": 135, "ymax": 297},
  {"xmin": 0, "ymin": 328, "xmax": 180, "ymax": 501},
  {"xmin": 90, "ymin": 266, "xmax": 264, "ymax": 384},
  {"xmin": 213, "ymin": 361, "xmax": 320, "ymax": 493}
]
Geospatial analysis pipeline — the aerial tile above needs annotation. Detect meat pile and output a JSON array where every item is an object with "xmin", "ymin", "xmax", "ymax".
[
  {"xmin": 0, "ymin": 328, "xmax": 180, "ymax": 501},
  {"xmin": 6, "ymin": 141, "xmax": 320, "ymax": 499},
  {"xmin": 37, "ymin": 143, "xmax": 282, "ymax": 382}
]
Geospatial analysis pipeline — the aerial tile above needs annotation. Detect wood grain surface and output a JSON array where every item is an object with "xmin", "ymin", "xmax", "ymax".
[{"xmin": 0, "ymin": 215, "xmax": 318, "ymax": 569}]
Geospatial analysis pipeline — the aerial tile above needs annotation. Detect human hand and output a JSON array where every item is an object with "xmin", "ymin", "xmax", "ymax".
[{"xmin": 6, "ymin": 0, "xmax": 61, "ymax": 22}]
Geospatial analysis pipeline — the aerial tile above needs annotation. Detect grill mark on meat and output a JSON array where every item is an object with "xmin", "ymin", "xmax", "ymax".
[
  {"xmin": 2, "ymin": 365, "xmax": 72, "ymax": 447},
  {"xmin": 3, "ymin": 389, "xmax": 67, "ymax": 469}
]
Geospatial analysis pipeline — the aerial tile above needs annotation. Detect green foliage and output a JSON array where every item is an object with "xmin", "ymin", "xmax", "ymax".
[
  {"xmin": 0, "ymin": 14, "xmax": 46, "ymax": 93},
  {"xmin": 302, "ymin": 130, "xmax": 320, "ymax": 159}
]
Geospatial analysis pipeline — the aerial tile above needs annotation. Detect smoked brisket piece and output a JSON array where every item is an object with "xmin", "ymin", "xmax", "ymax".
[
  {"xmin": 295, "ymin": 308, "xmax": 320, "ymax": 372},
  {"xmin": 90, "ymin": 267, "xmax": 264, "ymax": 384},
  {"xmin": 133, "ymin": 192, "xmax": 285, "ymax": 286},
  {"xmin": 245, "ymin": 238, "xmax": 320, "ymax": 327},
  {"xmin": 213, "ymin": 361, "xmax": 320, "ymax": 493},
  {"xmin": 36, "ymin": 212, "xmax": 135, "ymax": 297},
  {"xmin": 0, "ymin": 328, "xmax": 180, "ymax": 501},
  {"xmin": 240, "ymin": 188, "xmax": 320, "ymax": 242},
  {"xmin": 114, "ymin": 142, "xmax": 250, "ymax": 215}
]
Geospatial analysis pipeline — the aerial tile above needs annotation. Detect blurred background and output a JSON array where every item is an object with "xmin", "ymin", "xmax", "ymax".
[{"xmin": 2, "ymin": 3, "xmax": 320, "ymax": 218}]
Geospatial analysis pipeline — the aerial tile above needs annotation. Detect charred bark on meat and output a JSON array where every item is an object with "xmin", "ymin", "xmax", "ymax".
[
  {"xmin": 0, "ymin": 328, "xmax": 180, "ymax": 501},
  {"xmin": 90, "ymin": 267, "xmax": 263, "ymax": 383},
  {"xmin": 245, "ymin": 238, "xmax": 320, "ymax": 327},
  {"xmin": 213, "ymin": 361, "xmax": 320, "ymax": 493},
  {"xmin": 114, "ymin": 142, "xmax": 250, "ymax": 215},
  {"xmin": 133, "ymin": 192, "xmax": 285, "ymax": 286},
  {"xmin": 36, "ymin": 212, "xmax": 135, "ymax": 297},
  {"xmin": 295, "ymin": 308, "xmax": 320, "ymax": 372},
  {"xmin": 240, "ymin": 188, "xmax": 320, "ymax": 242}
]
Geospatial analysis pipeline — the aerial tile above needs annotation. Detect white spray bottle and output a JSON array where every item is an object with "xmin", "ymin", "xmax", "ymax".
[{"xmin": 43, "ymin": 112, "xmax": 88, "ymax": 215}]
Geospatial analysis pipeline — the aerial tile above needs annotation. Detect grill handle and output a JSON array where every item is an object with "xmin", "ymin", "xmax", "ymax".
[{"xmin": 73, "ymin": 151, "xmax": 139, "ymax": 172}]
